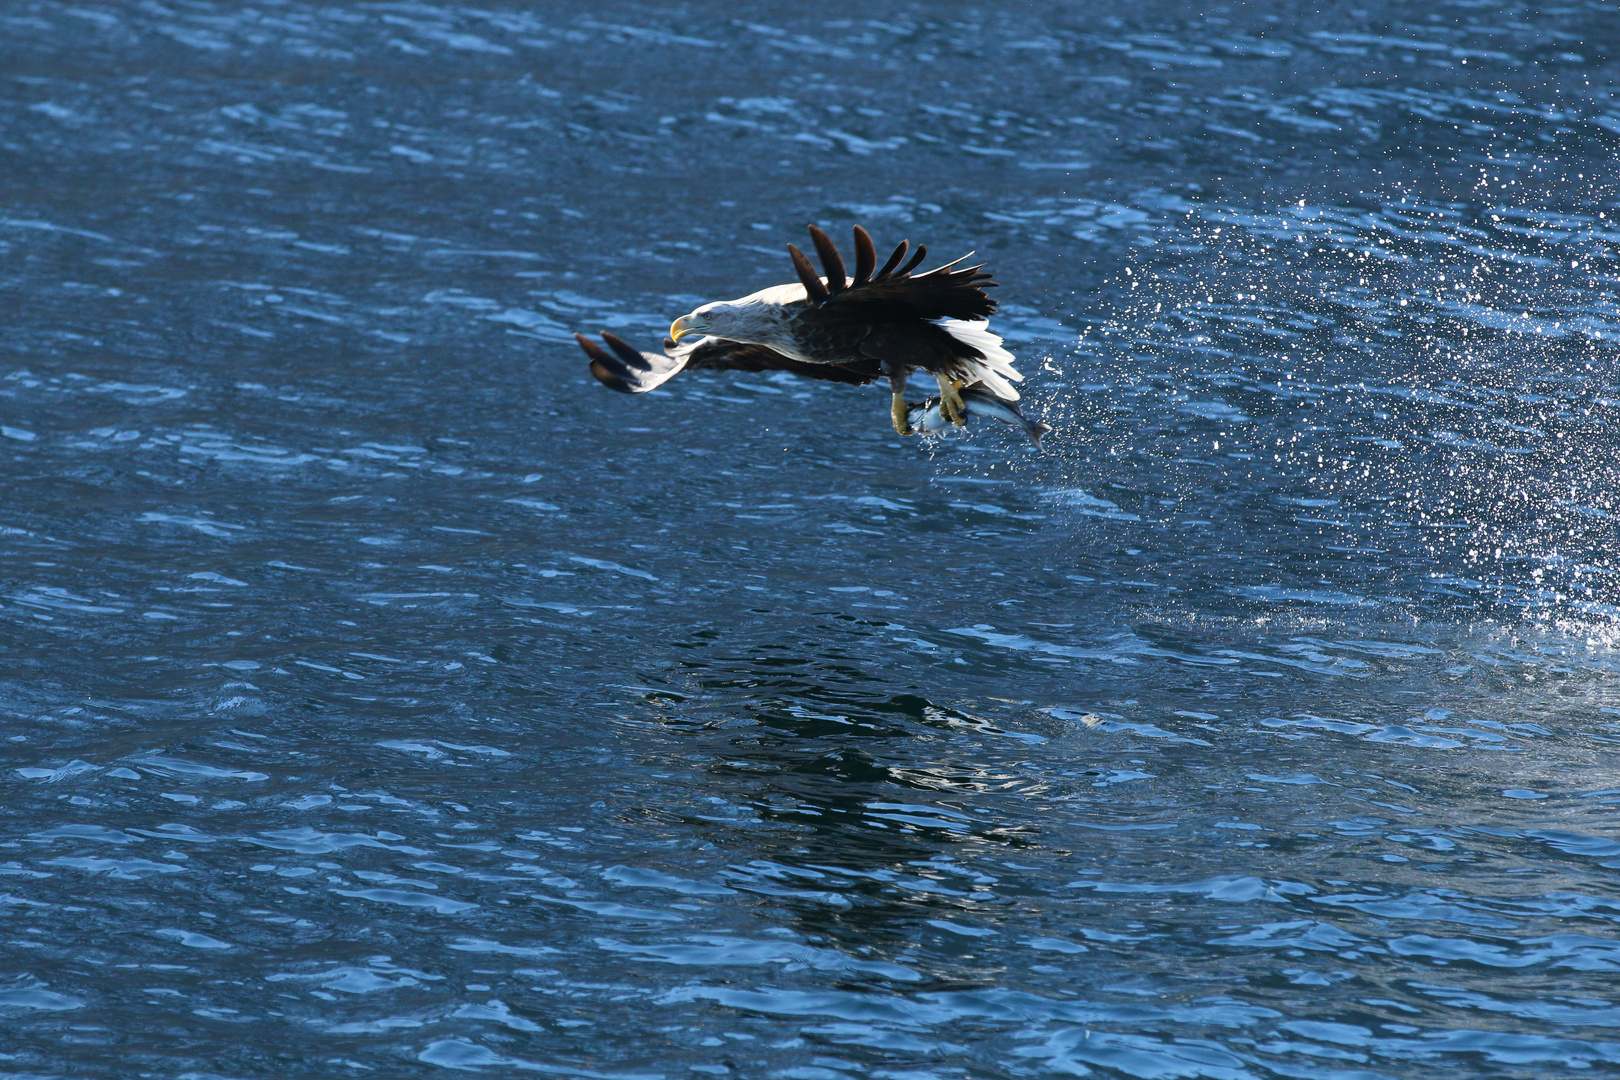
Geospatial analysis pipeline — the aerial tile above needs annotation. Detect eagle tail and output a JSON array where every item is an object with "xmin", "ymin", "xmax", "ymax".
[{"xmin": 938, "ymin": 319, "xmax": 1023, "ymax": 401}]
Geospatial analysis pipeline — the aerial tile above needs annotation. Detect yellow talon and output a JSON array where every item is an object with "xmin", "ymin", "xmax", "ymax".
[
  {"xmin": 891, "ymin": 392, "xmax": 914, "ymax": 436},
  {"xmin": 936, "ymin": 375, "xmax": 968, "ymax": 426}
]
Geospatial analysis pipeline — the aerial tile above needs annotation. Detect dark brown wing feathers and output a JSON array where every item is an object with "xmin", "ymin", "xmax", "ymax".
[
  {"xmin": 575, "ymin": 331, "xmax": 654, "ymax": 393},
  {"xmin": 895, "ymin": 243, "xmax": 929, "ymax": 278},
  {"xmin": 786, "ymin": 244, "xmax": 830, "ymax": 303},
  {"xmin": 874, "ymin": 238, "xmax": 909, "ymax": 281},
  {"xmin": 807, "ymin": 225, "xmax": 847, "ymax": 294},
  {"xmin": 851, "ymin": 226, "xmax": 876, "ymax": 287},
  {"xmin": 795, "ymin": 225, "xmax": 997, "ymax": 323},
  {"xmin": 602, "ymin": 332, "xmax": 652, "ymax": 372},
  {"xmin": 680, "ymin": 338, "xmax": 880, "ymax": 386}
]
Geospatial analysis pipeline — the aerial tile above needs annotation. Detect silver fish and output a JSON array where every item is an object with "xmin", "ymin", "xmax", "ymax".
[{"xmin": 906, "ymin": 387, "xmax": 1052, "ymax": 450}]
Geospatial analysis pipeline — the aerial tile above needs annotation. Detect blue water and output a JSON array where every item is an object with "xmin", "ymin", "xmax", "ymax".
[{"xmin": 5, "ymin": 3, "xmax": 1620, "ymax": 1078}]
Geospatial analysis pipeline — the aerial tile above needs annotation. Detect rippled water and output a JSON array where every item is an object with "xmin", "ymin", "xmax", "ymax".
[{"xmin": 5, "ymin": 3, "xmax": 1620, "ymax": 1078}]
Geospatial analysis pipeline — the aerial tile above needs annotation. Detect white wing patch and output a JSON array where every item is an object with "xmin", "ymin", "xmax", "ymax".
[
  {"xmin": 730, "ymin": 281, "xmax": 810, "ymax": 306},
  {"xmin": 937, "ymin": 319, "xmax": 1023, "ymax": 401}
]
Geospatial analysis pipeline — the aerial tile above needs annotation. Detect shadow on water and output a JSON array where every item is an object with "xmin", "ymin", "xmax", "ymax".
[{"xmin": 612, "ymin": 694, "xmax": 1040, "ymax": 983}]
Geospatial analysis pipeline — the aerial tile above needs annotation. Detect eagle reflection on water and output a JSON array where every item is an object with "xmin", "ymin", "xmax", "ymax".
[{"xmin": 574, "ymin": 224, "xmax": 1050, "ymax": 448}]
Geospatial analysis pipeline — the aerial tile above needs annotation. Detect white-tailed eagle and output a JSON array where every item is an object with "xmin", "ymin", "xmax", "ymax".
[{"xmin": 574, "ymin": 225, "xmax": 1049, "ymax": 446}]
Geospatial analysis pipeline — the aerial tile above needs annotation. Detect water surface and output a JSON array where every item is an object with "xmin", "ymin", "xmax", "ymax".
[{"xmin": 4, "ymin": 3, "xmax": 1620, "ymax": 1078}]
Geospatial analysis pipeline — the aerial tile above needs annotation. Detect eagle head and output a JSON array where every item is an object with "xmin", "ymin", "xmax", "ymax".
[
  {"xmin": 670, "ymin": 303, "xmax": 724, "ymax": 342},
  {"xmin": 671, "ymin": 301, "xmax": 783, "ymax": 345}
]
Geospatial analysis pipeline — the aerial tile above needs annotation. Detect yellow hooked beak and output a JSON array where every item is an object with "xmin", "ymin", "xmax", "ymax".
[{"xmin": 670, "ymin": 314, "xmax": 705, "ymax": 341}]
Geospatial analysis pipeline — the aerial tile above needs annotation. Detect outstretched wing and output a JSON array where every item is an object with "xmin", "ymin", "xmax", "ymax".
[
  {"xmin": 786, "ymin": 224, "xmax": 998, "ymax": 322},
  {"xmin": 576, "ymin": 332, "xmax": 880, "ymax": 394},
  {"xmin": 575, "ymin": 331, "xmax": 771, "ymax": 394}
]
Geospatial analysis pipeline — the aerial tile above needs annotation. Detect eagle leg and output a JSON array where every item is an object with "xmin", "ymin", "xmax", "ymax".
[
  {"xmin": 935, "ymin": 374, "xmax": 969, "ymax": 426},
  {"xmin": 888, "ymin": 374, "xmax": 914, "ymax": 436}
]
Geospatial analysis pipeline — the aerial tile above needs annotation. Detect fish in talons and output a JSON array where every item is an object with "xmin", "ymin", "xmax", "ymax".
[{"xmin": 907, "ymin": 386, "xmax": 1052, "ymax": 450}]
